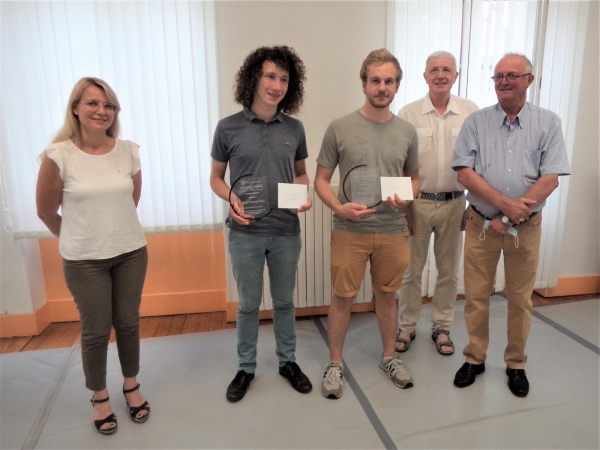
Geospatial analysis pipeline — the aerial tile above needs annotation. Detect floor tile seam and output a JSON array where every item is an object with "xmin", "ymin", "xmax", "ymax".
[
  {"xmin": 21, "ymin": 345, "xmax": 79, "ymax": 450},
  {"xmin": 531, "ymin": 309, "xmax": 600, "ymax": 355},
  {"xmin": 311, "ymin": 316, "xmax": 396, "ymax": 450},
  {"xmin": 391, "ymin": 398, "xmax": 594, "ymax": 445},
  {"xmin": 486, "ymin": 293, "xmax": 598, "ymax": 354}
]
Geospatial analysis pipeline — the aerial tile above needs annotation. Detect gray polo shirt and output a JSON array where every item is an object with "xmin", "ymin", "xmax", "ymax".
[
  {"xmin": 211, "ymin": 108, "xmax": 308, "ymax": 236},
  {"xmin": 317, "ymin": 110, "xmax": 419, "ymax": 234}
]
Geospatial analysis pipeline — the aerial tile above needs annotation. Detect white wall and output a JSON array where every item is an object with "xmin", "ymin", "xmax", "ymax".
[
  {"xmin": 215, "ymin": 1, "xmax": 387, "ymax": 183},
  {"xmin": 559, "ymin": 2, "xmax": 600, "ymax": 277}
]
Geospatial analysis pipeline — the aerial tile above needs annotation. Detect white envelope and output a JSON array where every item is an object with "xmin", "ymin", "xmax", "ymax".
[
  {"xmin": 380, "ymin": 177, "xmax": 414, "ymax": 201},
  {"xmin": 278, "ymin": 183, "xmax": 308, "ymax": 208}
]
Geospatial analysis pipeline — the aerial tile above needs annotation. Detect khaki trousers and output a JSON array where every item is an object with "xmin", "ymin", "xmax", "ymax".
[
  {"xmin": 462, "ymin": 207, "xmax": 541, "ymax": 369},
  {"xmin": 398, "ymin": 196, "xmax": 465, "ymax": 334},
  {"xmin": 63, "ymin": 246, "xmax": 148, "ymax": 391},
  {"xmin": 331, "ymin": 230, "xmax": 410, "ymax": 297}
]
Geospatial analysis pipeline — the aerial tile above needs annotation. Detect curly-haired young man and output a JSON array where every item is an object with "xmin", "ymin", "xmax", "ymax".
[{"xmin": 210, "ymin": 46, "xmax": 313, "ymax": 402}]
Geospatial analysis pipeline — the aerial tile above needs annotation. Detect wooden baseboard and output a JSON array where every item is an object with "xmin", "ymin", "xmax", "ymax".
[
  {"xmin": 0, "ymin": 303, "xmax": 51, "ymax": 338},
  {"xmin": 139, "ymin": 291, "xmax": 226, "ymax": 317},
  {"xmin": 225, "ymin": 301, "xmax": 375, "ymax": 323},
  {"xmin": 0, "ymin": 290, "xmax": 227, "ymax": 338},
  {"xmin": 534, "ymin": 275, "xmax": 600, "ymax": 298},
  {"xmin": 41, "ymin": 290, "xmax": 228, "ymax": 321}
]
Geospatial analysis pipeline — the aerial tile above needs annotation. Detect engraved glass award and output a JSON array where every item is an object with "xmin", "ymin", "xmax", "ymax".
[
  {"xmin": 345, "ymin": 165, "xmax": 382, "ymax": 208},
  {"xmin": 231, "ymin": 175, "xmax": 270, "ymax": 218}
]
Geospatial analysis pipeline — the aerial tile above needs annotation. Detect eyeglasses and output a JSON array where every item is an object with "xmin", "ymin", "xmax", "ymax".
[
  {"xmin": 491, "ymin": 73, "xmax": 532, "ymax": 83},
  {"xmin": 78, "ymin": 100, "xmax": 118, "ymax": 113}
]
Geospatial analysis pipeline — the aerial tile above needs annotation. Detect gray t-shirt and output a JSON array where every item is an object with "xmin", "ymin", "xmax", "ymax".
[
  {"xmin": 317, "ymin": 110, "xmax": 419, "ymax": 233},
  {"xmin": 211, "ymin": 108, "xmax": 308, "ymax": 236}
]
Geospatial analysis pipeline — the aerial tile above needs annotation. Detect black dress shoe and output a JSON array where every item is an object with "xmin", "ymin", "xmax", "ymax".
[
  {"xmin": 226, "ymin": 370, "xmax": 254, "ymax": 402},
  {"xmin": 279, "ymin": 361, "xmax": 313, "ymax": 393},
  {"xmin": 506, "ymin": 367, "xmax": 529, "ymax": 397},
  {"xmin": 454, "ymin": 362, "xmax": 485, "ymax": 388}
]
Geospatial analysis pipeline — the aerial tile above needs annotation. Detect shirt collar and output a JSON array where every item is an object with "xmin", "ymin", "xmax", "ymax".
[
  {"xmin": 421, "ymin": 94, "xmax": 461, "ymax": 115},
  {"xmin": 497, "ymin": 102, "xmax": 529, "ymax": 129},
  {"xmin": 243, "ymin": 107, "xmax": 283, "ymax": 123}
]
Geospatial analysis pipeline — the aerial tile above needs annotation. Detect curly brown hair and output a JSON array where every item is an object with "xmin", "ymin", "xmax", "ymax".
[{"xmin": 235, "ymin": 46, "xmax": 306, "ymax": 116}]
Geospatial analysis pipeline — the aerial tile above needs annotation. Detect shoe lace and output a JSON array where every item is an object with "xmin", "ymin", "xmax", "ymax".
[
  {"xmin": 323, "ymin": 364, "xmax": 342, "ymax": 384},
  {"xmin": 234, "ymin": 371, "xmax": 249, "ymax": 384},
  {"xmin": 385, "ymin": 358, "xmax": 408, "ymax": 377},
  {"xmin": 285, "ymin": 361, "xmax": 300, "ymax": 377}
]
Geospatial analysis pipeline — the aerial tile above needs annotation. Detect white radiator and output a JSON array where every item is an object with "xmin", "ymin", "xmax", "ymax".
[{"xmin": 225, "ymin": 186, "xmax": 373, "ymax": 311}]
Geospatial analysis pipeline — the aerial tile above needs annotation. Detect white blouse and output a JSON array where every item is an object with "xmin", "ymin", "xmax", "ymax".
[{"xmin": 43, "ymin": 139, "xmax": 146, "ymax": 260}]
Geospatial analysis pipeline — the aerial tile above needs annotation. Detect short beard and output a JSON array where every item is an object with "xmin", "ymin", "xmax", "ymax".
[{"xmin": 367, "ymin": 96, "xmax": 392, "ymax": 109}]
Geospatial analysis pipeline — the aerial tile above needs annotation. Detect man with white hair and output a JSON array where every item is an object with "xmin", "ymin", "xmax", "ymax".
[
  {"xmin": 396, "ymin": 51, "xmax": 478, "ymax": 356},
  {"xmin": 452, "ymin": 53, "xmax": 570, "ymax": 397}
]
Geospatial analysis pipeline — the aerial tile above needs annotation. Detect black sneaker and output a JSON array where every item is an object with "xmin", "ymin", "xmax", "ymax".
[
  {"xmin": 279, "ymin": 361, "xmax": 312, "ymax": 393},
  {"xmin": 226, "ymin": 370, "xmax": 254, "ymax": 402}
]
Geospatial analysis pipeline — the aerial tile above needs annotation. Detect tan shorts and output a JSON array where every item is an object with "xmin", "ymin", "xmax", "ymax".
[{"xmin": 330, "ymin": 230, "xmax": 410, "ymax": 298}]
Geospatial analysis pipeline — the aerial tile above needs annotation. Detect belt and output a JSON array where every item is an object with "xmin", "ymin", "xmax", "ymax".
[
  {"xmin": 418, "ymin": 191, "xmax": 464, "ymax": 201},
  {"xmin": 471, "ymin": 205, "xmax": 538, "ymax": 221},
  {"xmin": 470, "ymin": 205, "xmax": 493, "ymax": 220}
]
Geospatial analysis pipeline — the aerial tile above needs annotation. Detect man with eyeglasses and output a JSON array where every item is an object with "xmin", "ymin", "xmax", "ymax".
[
  {"xmin": 314, "ymin": 49, "xmax": 420, "ymax": 399},
  {"xmin": 210, "ymin": 46, "xmax": 313, "ymax": 403},
  {"xmin": 395, "ymin": 51, "xmax": 478, "ymax": 357},
  {"xmin": 452, "ymin": 53, "xmax": 570, "ymax": 397}
]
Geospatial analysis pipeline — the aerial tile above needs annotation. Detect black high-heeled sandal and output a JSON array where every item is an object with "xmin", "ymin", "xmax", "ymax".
[
  {"xmin": 90, "ymin": 396, "xmax": 117, "ymax": 435},
  {"xmin": 123, "ymin": 383, "xmax": 150, "ymax": 424}
]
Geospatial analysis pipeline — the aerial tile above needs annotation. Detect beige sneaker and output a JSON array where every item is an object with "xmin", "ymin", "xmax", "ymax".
[
  {"xmin": 322, "ymin": 361, "xmax": 344, "ymax": 399},
  {"xmin": 380, "ymin": 356, "xmax": 413, "ymax": 389}
]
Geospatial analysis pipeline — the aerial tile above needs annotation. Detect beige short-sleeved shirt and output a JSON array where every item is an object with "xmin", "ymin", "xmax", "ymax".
[{"xmin": 399, "ymin": 94, "xmax": 478, "ymax": 193}]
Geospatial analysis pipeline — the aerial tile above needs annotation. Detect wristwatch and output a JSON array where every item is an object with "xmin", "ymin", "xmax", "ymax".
[{"xmin": 501, "ymin": 215, "xmax": 514, "ymax": 226}]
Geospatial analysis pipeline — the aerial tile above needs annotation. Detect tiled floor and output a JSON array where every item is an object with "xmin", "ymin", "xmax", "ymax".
[{"xmin": 1, "ymin": 296, "xmax": 598, "ymax": 449}]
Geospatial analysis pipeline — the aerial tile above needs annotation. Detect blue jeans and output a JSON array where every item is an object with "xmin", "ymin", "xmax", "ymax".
[{"xmin": 228, "ymin": 230, "xmax": 301, "ymax": 373}]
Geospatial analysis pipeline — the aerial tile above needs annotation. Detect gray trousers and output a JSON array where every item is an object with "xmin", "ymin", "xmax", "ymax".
[{"xmin": 63, "ymin": 246, "xmax": 148, "ymax": 391}]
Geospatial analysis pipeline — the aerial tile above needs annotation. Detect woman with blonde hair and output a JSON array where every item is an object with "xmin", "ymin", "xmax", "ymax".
[{"xmin": 36, "ymin": 77, "xmax": 150, "ymax": 435}]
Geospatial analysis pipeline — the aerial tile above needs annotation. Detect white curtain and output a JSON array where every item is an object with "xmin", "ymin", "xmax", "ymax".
[
  {"xmin": 461, "ymin": 0, "xmax": 537, "ymax": 109},
  {"xmin": 0, "ymin": 1, "xmax": 222, "ymax": 239},
  {"xmin": 387, "ymin": 0, "xmax": 586, "ymax": 293},
  {"xmin": 535, "ymin": 1, "xmax": 589, "ymax": 289},
  {"xmin": 387, "ymin": 0, "xmax": 464, "ymax": 113}
]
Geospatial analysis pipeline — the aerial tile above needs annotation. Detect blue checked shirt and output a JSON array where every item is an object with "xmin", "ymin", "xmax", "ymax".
[{"xmin": 452, "ymin": 102, "xmax": 570, "ymax": 218}]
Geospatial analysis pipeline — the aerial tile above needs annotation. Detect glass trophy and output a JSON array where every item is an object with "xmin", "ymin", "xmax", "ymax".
[
  {"xmin": 346, "ymin": 166, "xmax": 382, "ymax": 208},
  {"xmin": 230, "ymin": 175, "xmax": 271, "ymax": 219}
]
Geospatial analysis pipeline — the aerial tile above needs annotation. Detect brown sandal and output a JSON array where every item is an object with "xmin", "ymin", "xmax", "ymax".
[
  {"xmin": 395, "ymin": 330, "xmax": 416, "ymax": 353},
  {"xmin": 432, "ymin": 330, "xmax": 454, "ymax": 355}
]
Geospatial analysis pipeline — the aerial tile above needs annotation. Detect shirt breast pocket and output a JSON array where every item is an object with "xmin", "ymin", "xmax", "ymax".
[
  {"xmin": 417, "ymin": 127, "xmax": 433, "ymax": 153},
  {"xmin": 523, "ymin": 149, "xmax": 542, "ymax": 176}
]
